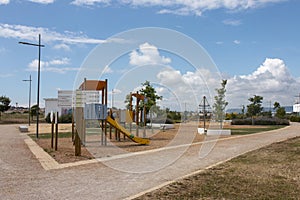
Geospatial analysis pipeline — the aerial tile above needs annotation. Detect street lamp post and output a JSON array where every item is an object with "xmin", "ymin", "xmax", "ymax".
[
  {"xmin": 19, "ymin": 34, "xmax": 45, "ymax": 138},
  {"xmin": 23, "ymin": 75, "xmax": 32, "ymax": 126}
]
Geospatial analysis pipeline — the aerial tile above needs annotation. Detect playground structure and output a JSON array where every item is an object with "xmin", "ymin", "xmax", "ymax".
[
  {"xmin": 73, "ymin": 79, "xmax": 150, "ymax": 156},
  {"xmin": 129, "ymin": 92, "xmax": 147, "ymax": 138}
]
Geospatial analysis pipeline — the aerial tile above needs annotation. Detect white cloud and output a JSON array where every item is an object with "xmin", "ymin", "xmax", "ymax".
[
  {"xmin": 0, "ymin": 0, "xmax": 9, "ymax": 5},
  {"xmin": 71, "ymin": 0, "xmax": 110, "ymax": 6},
  {"xmin": 233, "ymin": 40, "xmax": 241, "ymax": 44},
  {"xmin": 0, "ymin": 23, "xmax": 122, "ymax": 45},
  {"xmin": 28, "ymin": 0, "xmax": 55, "ymax": 4},
  {"xmin": 27, "ymin": 57, "xmax": 79, "ymax": 74},
  {"xmin": 129, "ymin": 42, "xmax": 171, "ymax": 66},
  {"xmin": 70, "ymin": 0, "xmax": 286, "ymax": 16},
  {"xmin": 154, "ymin": 58, "xmax": 299, "ymax": 110},
  {"xmin": 53, "ymin": 43, "xmax": 71, "ymax": 51},
  {"xmin": 156, "ymin": 67, "xmax": 221, "ymax": 111},
  {"xmin": 216, "ymin": 41, "xmax": 224, "ymax": 45},
  {"xmin": 223, "ymin": 19, "xmax": 242, "ymax": 26},
  {"xmin": 103, "ymin": 65, "xmax": 113, "ymax": 74},
  {"xmin": 227, "ymin": 58, "xmax": 299, "ymax": 107},
  {"xmin": 121, "ymin": 0, "xmax": 287, "ymax": 16}
]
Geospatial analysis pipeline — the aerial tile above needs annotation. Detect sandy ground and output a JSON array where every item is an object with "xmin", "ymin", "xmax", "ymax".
[
  {"xmin": 1, "ymin": 123, "xmax": 299, "ymax": 200},
  {"xmin": 27, "ymin": 122, "xmax": 269, "ymax": 164}
]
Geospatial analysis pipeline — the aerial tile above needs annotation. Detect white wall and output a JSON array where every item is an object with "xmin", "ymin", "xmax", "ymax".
[{"xmin": 293, "ymin": 104, "xmax": 300, "ymax": 113}]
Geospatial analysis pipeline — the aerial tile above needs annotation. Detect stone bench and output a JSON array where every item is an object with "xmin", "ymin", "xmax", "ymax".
[
  {"xmin": 198, "ymin": 128, "xmax": 231, "ymax": 135},
  {"xmin": 19, "ymin": 125, "xmax": 28, "ymax": 133}
]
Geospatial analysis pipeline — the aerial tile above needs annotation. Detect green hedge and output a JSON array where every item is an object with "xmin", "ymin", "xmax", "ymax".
[
  {"xmin": 232, "ymin": 117, "xmax": 289, "ymax": 126},
  {"xmin": 290, "ymin": 115, "xmax": 300, "ymax": 122}
]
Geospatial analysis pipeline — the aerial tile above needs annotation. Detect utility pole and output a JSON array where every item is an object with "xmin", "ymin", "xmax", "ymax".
[
  {"xmin": 295, "ymin": 93, "xmax": 300, "ymax": 104},
  {"xmin": 23, "ymin": 75, "xmax": 32, "ymax": 126},
  {"xmin": 19, "ymin": 34, "xmax": 45, "ymax": 138}
]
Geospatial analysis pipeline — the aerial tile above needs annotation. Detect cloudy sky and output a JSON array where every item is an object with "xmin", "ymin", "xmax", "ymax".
[{"xmin": 0, "ymin": 0, "xmax": 299, "ymax": 111}]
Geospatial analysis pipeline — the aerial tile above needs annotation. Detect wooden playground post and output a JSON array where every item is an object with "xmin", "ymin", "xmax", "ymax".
[
  {"xmin": 74, "ymin": 129, "xmax": 81, "ymax": 156},
  {"xmin": 71, "ymin": 108, "xmax": 75, "ymax": 142}
]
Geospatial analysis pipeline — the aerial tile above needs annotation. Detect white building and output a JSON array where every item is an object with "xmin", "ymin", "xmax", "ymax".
[
  {"xmin": 44, "ymin": 90, "xmax": 100, "ymax": 118},
  {"xmin": 293, "ymin": 104, "xmax": 300, "ymax": 113}
]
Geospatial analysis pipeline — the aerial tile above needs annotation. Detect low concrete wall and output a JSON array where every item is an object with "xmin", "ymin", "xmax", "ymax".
[
  {"xmin": 207, "ymin": 129, "xmax": 231, "ymax": 136},
  {"xmin": 198, "ymin": 128, "xmax": 231, "ymax": 135},
  {"xmin": 150, "ymin": 123, "xmax": 174, "ymax": 130}
]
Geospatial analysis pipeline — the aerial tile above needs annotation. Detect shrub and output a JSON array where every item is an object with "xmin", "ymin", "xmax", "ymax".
[
  {"xmin": 232, "ymin": 117, "xmax": 289, "ymax": 126},
  {"xmin": 45, "ymin": 113, "xmax": 72, "ymax": 123},
  {"xmin": 231, "ymin": 118, "xmax": 252, "ymax": 125},
  {"xmin": 59, "ymin": 113, "xmax": 72, "ymax": 123},
  {"xmin": 45, "ymin": 113, "xmax": 51, "ymax": 123},
  {"xmin": 290, "ymin": 115, "xmax": 300, "ymax": 122}
]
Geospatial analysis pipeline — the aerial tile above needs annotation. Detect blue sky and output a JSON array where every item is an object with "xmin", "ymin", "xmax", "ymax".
[{"xmin": 0, "ymin": 0, "xmax": 299, "ymax": 111}]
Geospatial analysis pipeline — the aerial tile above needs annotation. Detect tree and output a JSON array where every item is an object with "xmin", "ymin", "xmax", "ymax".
[
  {"xmin": 274, "ymin": 102, "xmax": 286, "ymax": 119},
  {"xmin": 139, "ymin": 81, "xmax": 162, "ymax": 114},
  {"xmin": 213, "ymin": 80, "xmax": 228, "ymax": 128},
  {"xmin": 275, "ymin": 107, "xmax": 286, "ymax": 119},
  {"xmin": 125, "ymin": 81, "xmax": 162, "ymax": 114},
  {"xmin": 30, "ymin": 104, "xmax": 39, "ymax": 120},
  {"xmin": 0, "ymin": 96, "xmax": 11, "ymax": 120},
  {"xmin": 247, "ymin": 95, "xmax": 263, "ymax": 125},
  {"xmin": 273, "ymin": 101, "xmax": 280, "ymax": 110}
]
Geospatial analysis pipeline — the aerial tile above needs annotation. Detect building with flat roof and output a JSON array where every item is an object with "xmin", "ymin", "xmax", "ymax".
[{"xmin": 44, "ymin": 90, "xmax": 100, "ymax": 118}]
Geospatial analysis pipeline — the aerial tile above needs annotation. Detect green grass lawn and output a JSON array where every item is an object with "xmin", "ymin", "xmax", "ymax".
[
  {"xmin": 230, "ymin": 125, "xmax": 286, "ymax": 135},
  {"xmin": 28, "ymin": 132, "xmax": 72, "ymax": 139}
]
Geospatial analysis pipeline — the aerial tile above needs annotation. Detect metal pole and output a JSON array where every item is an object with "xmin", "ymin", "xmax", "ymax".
[
  {"xmin": 203, "ymin": 96, "xmax": 206, "ymax": 133},
  {"xmin": 36, "ymin": 34, "xmax": 41, "ymax": 138},
  {"xmin": 23, "ymin": 75, "xmax": 32, "ymax": 126},
  {"xmin": 29, "ymin": 75, "xmax": 31, "ymax": 126},
  {"xmin": 19, "ymin": 34, "xmax": 44, "ymax": 138}
]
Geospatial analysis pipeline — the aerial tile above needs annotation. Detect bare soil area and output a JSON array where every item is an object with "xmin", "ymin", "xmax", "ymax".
[{"xmin": 28, "ymin": 122, "xmax": 279, "ymax": 164}]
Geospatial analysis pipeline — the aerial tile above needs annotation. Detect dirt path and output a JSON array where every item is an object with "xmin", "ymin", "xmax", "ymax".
[{"xmin": 0, "ymin": 123, "xmax": 299, "ymax": 199}]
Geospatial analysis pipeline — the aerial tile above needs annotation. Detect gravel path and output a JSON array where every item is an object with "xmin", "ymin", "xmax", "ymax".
[{"xmin": 0, "ymin": 123, "xmax": 299, "ymax": 200}]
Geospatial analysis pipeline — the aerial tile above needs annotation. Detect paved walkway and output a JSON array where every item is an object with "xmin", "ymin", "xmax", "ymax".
[{"xmin": 0, "ymin": 123, "xmax": 299, "ymax": 200}]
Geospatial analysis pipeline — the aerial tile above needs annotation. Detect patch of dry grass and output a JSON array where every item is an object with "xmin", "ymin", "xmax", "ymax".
[{"xmin": 136, "ymin": 137, "xmax": 300, "ymax": 199}]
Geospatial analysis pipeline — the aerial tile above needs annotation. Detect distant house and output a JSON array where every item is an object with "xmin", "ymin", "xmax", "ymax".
[
  {"xmin": 44, "ymin": 90, "xmax": 100, "ymax": 118},
  {"xmin": 293, "ymin": 104, "xmax": 300, "ymax": 113}
]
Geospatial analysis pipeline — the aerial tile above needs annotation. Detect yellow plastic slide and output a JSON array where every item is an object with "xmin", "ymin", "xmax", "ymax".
[{"xmin": 106, "ymin": 116, "xmax": 150, "ymax": 145}]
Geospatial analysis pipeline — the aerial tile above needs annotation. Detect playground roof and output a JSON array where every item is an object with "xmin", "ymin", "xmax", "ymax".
[{"xmin": 79, "ymin": 80, "xmax": 107, "ymax": 91}]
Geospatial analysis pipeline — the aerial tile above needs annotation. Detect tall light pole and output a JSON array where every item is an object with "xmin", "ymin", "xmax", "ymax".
[
  {"xmin": 23, "ymin": 75, "xmax": 32, "ymax": 126},
  {"xmin": 19, "ymin": 34, "xmax": 45, "ymax": 138}
]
